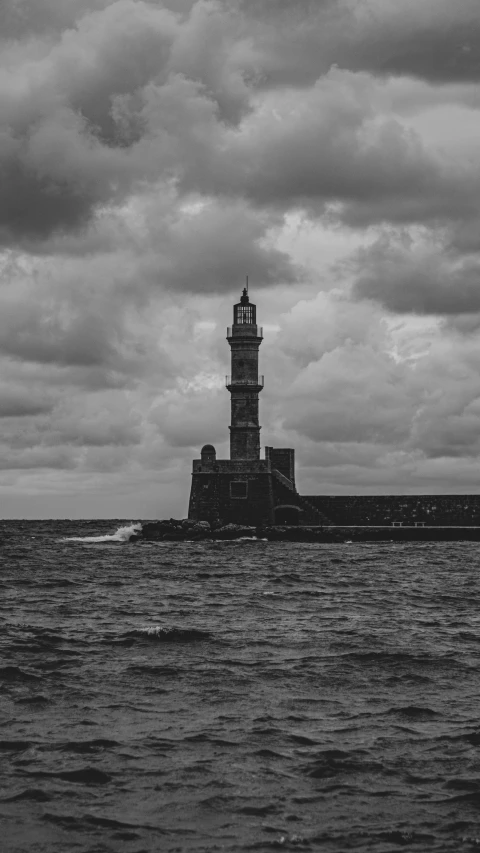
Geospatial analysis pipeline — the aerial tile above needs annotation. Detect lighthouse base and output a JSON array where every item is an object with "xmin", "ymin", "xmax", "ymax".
[{"xmin": 188, "ymin": 453, "xmax": 323, "ymax": 527}]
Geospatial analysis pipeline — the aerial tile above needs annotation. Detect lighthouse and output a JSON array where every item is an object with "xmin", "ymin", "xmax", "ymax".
[
  {"xmin": 226, "ymin": 286, "xmax": 264, "ymax": 460},
  {"xmin": 188, "ymin": 287, "xmax": 318, "ymax": 526}
]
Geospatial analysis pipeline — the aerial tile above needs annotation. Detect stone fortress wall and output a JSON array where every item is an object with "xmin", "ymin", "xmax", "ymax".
[{"xmin": 307, "ymin": 495, "xmax": 480, "ymax": 527}]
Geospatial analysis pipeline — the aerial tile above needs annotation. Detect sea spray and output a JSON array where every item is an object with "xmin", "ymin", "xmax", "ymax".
[
  {"xmin": 61, "ymin": 523, "xmax": 141, "ymax": 543},
  {"xmin": 123, "ymin": 626, "xmax": 211, "ymax": 643}
]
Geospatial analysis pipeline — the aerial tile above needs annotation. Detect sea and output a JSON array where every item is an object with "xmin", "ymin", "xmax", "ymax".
[{"xmin": 2, "ymin": 520, "xmax": 480, "ymax": 853}]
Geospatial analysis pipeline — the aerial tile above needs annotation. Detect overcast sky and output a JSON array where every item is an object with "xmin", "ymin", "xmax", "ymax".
[{"xmin": 2, "ymin": 0, "xmax": 480, "ymax": 518}]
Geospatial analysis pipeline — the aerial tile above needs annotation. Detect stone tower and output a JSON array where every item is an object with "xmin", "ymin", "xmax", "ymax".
[
  {"xmin": 226, "ymin": 287, "xmax": 263, "ymax": 460},
  {"xmin": 188, "ymin": 287, "xmax": 321, "ymax": 526}
]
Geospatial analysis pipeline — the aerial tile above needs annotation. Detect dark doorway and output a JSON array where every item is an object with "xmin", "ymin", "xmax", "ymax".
[{"xmin": 275, "ymin": 506, "xmax": 301, "ymax": 525}]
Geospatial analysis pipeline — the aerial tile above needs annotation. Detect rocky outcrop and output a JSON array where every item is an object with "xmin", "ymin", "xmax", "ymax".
[
  {"xmin": 131, "ymin": 520, "xmax": 258, "ymax": 541},
  {"xmin": 213, "ymin": 524, "xmax": 256, "ymax": 540},
  {"xmin": 131, "ymin": 520, "xmax": 343, "ymax": 542},
  {"xmin": 132, "ymin": 519, "xmax": 212, "ymax": 541},
  {"xmin": 130, "ymin": 520, "xmax": 480, "ymax": 543}
]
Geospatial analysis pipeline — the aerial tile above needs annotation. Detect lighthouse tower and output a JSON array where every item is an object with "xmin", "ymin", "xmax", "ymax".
[
  {"xmin": 226, "ymin": 287, "xmax": 264, "ymax": 460},
  {"xmin": 188, "ymin": 286, "xmax": 317, "ymax": 527}
]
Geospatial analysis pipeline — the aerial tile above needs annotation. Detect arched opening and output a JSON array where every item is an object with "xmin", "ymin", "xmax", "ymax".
[{"xmin": 274, "ymin": 505, "xmax": 301, "ymax": 526}]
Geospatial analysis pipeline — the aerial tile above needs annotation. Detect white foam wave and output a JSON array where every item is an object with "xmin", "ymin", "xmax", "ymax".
[
  {"xmin": 61, "ymin": 523, "xmax": 141, "ymax": 544},
  {"xmin": 233, "ymin": 536, "xmax": 268, "ymax": 542}
]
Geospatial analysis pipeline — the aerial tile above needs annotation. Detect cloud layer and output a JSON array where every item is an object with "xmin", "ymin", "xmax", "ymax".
[{"xmin": 1, "ymin": 0, "xmax": 480, "ymax": 516}]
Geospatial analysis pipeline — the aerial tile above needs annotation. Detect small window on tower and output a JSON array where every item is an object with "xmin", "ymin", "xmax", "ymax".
[{"xmin": 230, "ymin": 480, "xmax": 248, "ymax": 499}]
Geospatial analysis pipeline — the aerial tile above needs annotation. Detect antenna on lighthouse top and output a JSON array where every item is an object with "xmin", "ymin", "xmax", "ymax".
[{"xmin": 239, "ymin": 275, "xmax": 250, "ymax": 307}]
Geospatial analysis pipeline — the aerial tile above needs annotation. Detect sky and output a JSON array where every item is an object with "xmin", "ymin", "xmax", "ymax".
[{"xmin": 2, "ymin": 0, "xmax": 480, "ymax": 518}]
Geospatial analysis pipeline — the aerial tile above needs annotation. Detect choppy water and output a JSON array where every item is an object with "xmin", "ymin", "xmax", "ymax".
[{"xmin": 2, "ymin": 521, "xmax": 480, "ymax": 852}]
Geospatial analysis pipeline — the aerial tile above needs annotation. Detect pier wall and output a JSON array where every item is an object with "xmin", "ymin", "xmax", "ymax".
[{"xmin": 307, "ymin": 495, "xmax": 480, "ymax": 527}]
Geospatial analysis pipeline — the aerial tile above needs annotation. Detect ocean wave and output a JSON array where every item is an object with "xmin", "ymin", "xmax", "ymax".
[
  {"xmin": 16, "ymin": 695, "xmax": 50, "ymax": 706},
  {"xmin": 5, "ymin": 627, "xmax": 80, "ymax": 655},
  {"xmin": 223, "ymin": 536, "xmax": 268, "ymax": 543},
  {"xmin": 289, "ymin": 734, "xmax": 319, "ymax": 746},
  {"xmin": 183, "ymin": 733, "xmax": 240, "ymax": 746},
  {"xmin": 110, "ymin": 626, "xmax": 212, "ymax": 646},
  {"xmin": 61, "ymin": 523, "xmax": 141, "ymax": 544},
  {"xmin": 448, "ymin": 791, "xmax": 480, "ymax": 805},
  {"xmin": 0, "ymin": 666, "xmax": 40, "ymax": 682},
  {"xmin": 237, "ymin": 802, "xmax": 278, "ymax": 815},
  {"xmin": 28, "ymin": 767, "xmax": 111, "ymax": 785},
  {"xmin": 463, "ymin": 732, "xmax": 480, "ymax": 745},
  {"xmin": 306, "ymin": 748, "xmax": 383, "ymax": 779},
  {"xmin": 388, "ymin": 705, "xmax": 438, "ymax": 719},
  {"xmin": 42, "ymin": 812, "xmax": 158, "ymax": 832},
  {"xmin": 3, "ymin": 789, "xmax": 51, "ymax": 803},
  {"xmin": 368, "ymin": 830, "xmax": 436, "ymax": 846},
  {"xmin": 441, "ymin": 731, "xmax": 480, "ymax": 746},
  {"xmin": 128, "ymin": 664, "xmax": 181, "ymax": 676},
  {"xmin": 0, "ymin": 740, "xmax": 31, "ymax": 752},
  {"xmin": 444, "ymin": 779, "xmax": 480, "ymax": 791},
  {"xmin": 346, "ymin": 650, "xmax": 459, "ymax": 669},
  {"xmin": 59, "ymin": 739, "xmax": 119, "ymax": 754},
  {"xmin": 237, "ymin": 536, "xmax": 268, "ymax": 542}
]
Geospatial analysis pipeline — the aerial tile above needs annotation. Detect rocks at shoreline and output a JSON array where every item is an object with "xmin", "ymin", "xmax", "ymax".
[
  {"xmin": 133, "ymin": 519, "xmax": 209, "ymax": 541},
  {"xmin": 131, "ymin": 520, "xmax": 258, "ymax": 542},
  {"xmin": 130, "ymin": 519, "xmax": 344, "ymax": 543},
  {"xmin": 129, "ymin": 519, "xmax": 480, "ymax": 543}
]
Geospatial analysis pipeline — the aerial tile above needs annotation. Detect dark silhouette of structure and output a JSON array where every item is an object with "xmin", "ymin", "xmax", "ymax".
[
  {"xmin": 188, "ymin": 289, "xmax": 480, "ymax": 527},
  {"xmin": 227, "ymin": 286, "xmax": 263, "ymax": 461},
  {"xmin": 188, "ymin": 287, "xmax": 326, "ymax": 526}
]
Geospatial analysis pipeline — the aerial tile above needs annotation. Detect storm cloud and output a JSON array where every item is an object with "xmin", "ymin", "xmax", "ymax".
[
  {"xmin": 3, "ymin": 1, "xmax": 480, "ymax": 248},
  {"xmin": 1, "ymin": 0, "xmax": 480, "ymax": 515},
  {"xmin": 233, "ymin": 0, "xmax": 480, "ymax": 86},
  {"xmin": 353, "ymin": 236, "xmax": 480, "ymax": 315}
]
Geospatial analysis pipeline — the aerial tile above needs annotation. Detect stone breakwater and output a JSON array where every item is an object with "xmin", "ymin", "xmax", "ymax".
[{"xmin": 131, "ymin": 520, "xmax": 480, "ymax": 543}]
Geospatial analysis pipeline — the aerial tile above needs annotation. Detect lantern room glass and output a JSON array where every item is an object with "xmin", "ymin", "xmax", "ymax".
[{"xmin": 233, "ymin": 288, "xmax": 256, "ymax": 325}]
